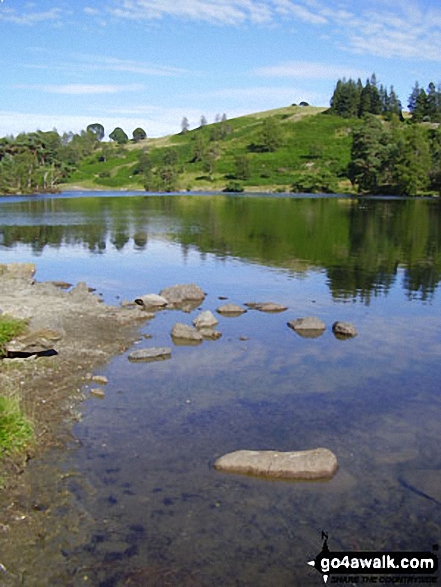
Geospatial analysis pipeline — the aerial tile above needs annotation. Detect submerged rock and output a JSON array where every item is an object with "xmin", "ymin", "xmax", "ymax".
[
  {"xmin": 246, "ymin": 302, "xmax": 288, "ymax": 313},
  {"xmin": 160, "ymin": 283, "xmax": 205, "ymax": 306},
  {"xmin": 90, "ymin": 388, "xmax": 105, "ymax": 399},
  {"xmin": 171, "ymin": 323, "xmax": 203, "ymax": 342},
  {"xmin": 214, "ymin": 448, "xmax": 338, "ymax": 481},
  {"xmin": 332, "ymin": 321, "xmax": 357, "ymax": 338},
  {"xmin": 287, "ymin": 316, "xmax": 326, "ymax": 338},
  {"xmin": 128, "ymin": 347, "xmax": 171, "ymax": 361},
  {"xmin": 193, "ymin": 310, "xmax": 218, "ymax": 329},
  {"xmin": 217, "ymin": 304, "xmax": 247, "ymax": 316}
]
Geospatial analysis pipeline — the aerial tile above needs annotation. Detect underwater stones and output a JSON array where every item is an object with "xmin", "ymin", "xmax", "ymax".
[
  {"xmin": 217, "ymin": 304, "xmax": 247, "ymax": 316},
  {"xmin": 171, "ymin": 323, "xmax": 203, "ymax": 343},
  {"xmin": 160, "ymin": 283, "xmax": 205, "ymax": 306},
  {"xmin": 90, "ymin": 388, "xmax": 105, "ymax": 399},
  {"xmin": 128, "ymin": 347, "xmax": 171, "ymax": 361},
  {"xmin": 332, "ymin": 321, "xmax": 357, "ymax": 338},
  {"xmin": 214, "ymin": 448, "xmax": 338, "ymax": 481},
  {"xmin": 134, "ymin": 294, "xmax": 168, "ymax": 308},
  {"xmin": 193, "ymin": 310, "xmax": 218, "ymax": 329},
  {"xmin": 245, "ymin": 302, "xmax": 288, "ymax": 312},
  {"xmin": 287, "ymin": 316, "xmax": 326, "ymax": 338}
]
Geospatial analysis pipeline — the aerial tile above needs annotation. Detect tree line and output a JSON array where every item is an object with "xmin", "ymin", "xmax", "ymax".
[{"xmin": 330, "ymin": 74, "xmax": 441, "ymax": 123}]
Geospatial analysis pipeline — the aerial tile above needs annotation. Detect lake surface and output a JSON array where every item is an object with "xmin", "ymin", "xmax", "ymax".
[{"xmin": 1, "ymin": 192, "xmax": 440, "ymax": 586}]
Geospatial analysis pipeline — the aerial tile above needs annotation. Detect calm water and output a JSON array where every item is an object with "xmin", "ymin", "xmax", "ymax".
[{"xmin": 1, "ymin": 192, "xmax": 440, "ymax": 586}]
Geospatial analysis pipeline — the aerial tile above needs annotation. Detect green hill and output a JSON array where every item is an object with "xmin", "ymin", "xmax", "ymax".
[{"xmin": 63, "ymin": 105, "xmax": 362, "ymax": 194}]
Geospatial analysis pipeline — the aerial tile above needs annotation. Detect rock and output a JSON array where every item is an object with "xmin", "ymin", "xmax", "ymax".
[
  {"xmin": 214, "ymin": 448, "xmax": 338, "ymax": 481},
  {"xmin": 287, "ymin": 316, "xmax": 326, "ymax": 338},
  {"xmin": 90, "ymin": 388, "xmax": 105, "ymax": 399},
  {"xmin": 239, "ymin": 336, "xmax": 248, "ymax": 341},
  {"xmin": 134, "ymin": 294, "xmax": 168, "ymax": 308},
  {"xmin": 193, "ymin": 310, "xmax": 218, "ymax": 329},
  {"xmin": 217, "ymin": 304, "xmax": 247, "ymax": 316},
  {"xmin": 171, "ymin": 323, "xmax": 203, "ymax": 342},
  {"xmin": 5, "ymin": 330, "xmax": 60, "ymax": 357},
  {"xmin": 49, "ymin": 281, "xmax": 72, "ymax": 290},
  {"xmin": 128, "ymin": 347, "xmax": 171, "ymax": 361},
  {"xmin": 159, "ymin": 283, "xmax": 205, "ymax": 306},
  {"xmin": 332, "ymin": 321, "xmax": 357, "ymax": 338},
  {"xmin": 199, "ymin": 328, "xmax": 222, "ymax": 340},
  {"xmin": 91, "ymin": 375, "xmax": 108, "ymax": 385},
  {"xmin": 69, "ymin": 282, "xmax": 91, "ymax": 299},
  {"xmin": 0, "ymin": 263, "xmax": 36, "ymax": 281},
  {"xmin": 120, "ymin": 300, "xmax": 137, "ymax": 308},
  {"xmin": 253, "ymin": 302, "xmax": 288, "ymax": 313}
]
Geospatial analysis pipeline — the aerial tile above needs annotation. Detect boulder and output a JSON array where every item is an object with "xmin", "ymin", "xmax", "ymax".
[
  {"xmin": 199, "ymin": 327, "xmax": 222, "ymax": 340},
  {"xmin": 160, "ymin": 283, "xmax": 205, "ymax": 306},
  {"xmin": 332, "ymin": 321, "xmax": 357, "ymax": 338},
  {"xmin": 287, "ymin": 316, "xmax": 326, "ymax": 338},
  {"xmin": 214, "ymin": 448, "xmax": 338, "ymax": 481},
  {"xmin": 193, "ymin": 310, "xmax": 218, "ymax": 329},
  {"xmin": 128, "ymin": 347, "xmax": 171, "ymax": 361},
  {"xmin": 171, "ymin": 323, "xmax": 203, "ymax": 342},
  {"xmin": 217, "ymin": 304, "xmax": 247, "ymax": 316},
  {"xmin": 134, "ymin": 293, "xmax": 168, "ymax": 308}
]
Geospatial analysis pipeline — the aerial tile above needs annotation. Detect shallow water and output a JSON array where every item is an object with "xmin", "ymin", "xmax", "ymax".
[{"xmin": 0, "ymin": 193, "xmax": 440, "ymax": 586}]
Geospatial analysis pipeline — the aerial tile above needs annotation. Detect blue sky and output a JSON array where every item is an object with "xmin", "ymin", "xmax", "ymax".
[{"xmin": 1, "ymin": 0, "xmax": 440, "ymax": 138}]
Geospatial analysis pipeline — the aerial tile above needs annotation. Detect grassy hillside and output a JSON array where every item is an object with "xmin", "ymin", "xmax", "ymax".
[{"xmin": 63, "ymin": 105, "xmax": 362, "ymax": 193}]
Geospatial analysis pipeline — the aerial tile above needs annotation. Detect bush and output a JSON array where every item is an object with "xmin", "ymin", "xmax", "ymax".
[{"xmin": 223, "ymin": 181, "xmax": 244, "ymax": 193}]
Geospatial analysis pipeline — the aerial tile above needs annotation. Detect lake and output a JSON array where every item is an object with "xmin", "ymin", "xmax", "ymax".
[{"xmin": 0, "ymin": 192, "xmax": 440, "ymax": 586}]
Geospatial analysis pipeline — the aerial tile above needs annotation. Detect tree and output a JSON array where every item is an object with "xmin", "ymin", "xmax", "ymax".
[
  {"xmin": 200, "ymin": 115, "xmax": 207, "ymax": 128},
  {"xmin": 163, "ymin": 148, "xmax": 178, "ymax": 166},
  {"xmin": 109, "ymin": 127, "xmax": 128, "ymax": 144},
  {"xmin": 393, "ymin": 125, "xmax": 431, "ymax": 195},
  {"xmin": 261, "ymin": 118, "xmax": 283, "ymax": 152},
  {"xmin": 132, "ymin": 127, "xmax": 147, "ymax": 142},
  {"xmin": 181, "ymin": 117, "xmax": 190, "ymax": 134},
  {"xmin": 87, "ymin": 123, "xmax": 105, "ymax": 141},
  {"xmin": 234, "ymin": 154, "xmax": 251, "ymax": 180},
  {"xmin": 192, "ymin": 134, "xmax": 207, "ymax": 163},
  {"xmin": 348, "ymin": 115, "xmax": 391, "ymax": 193}
]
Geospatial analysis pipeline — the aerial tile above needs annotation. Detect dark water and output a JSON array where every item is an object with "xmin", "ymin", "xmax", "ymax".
[{"xmin": 1, "ymin": 192, "xmax": 440, "ymax": 586}]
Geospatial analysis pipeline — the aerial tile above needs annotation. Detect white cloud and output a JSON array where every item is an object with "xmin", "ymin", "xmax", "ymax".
[
  {"xmin": 102, "ymin": 0, "xmax": 441, "ymax": 62},
  {"xmin": 254, "ymin": 61, "xmax": 368, "ymax": 80},
  {"xmin": 0, "ymin": 7, "xmax": 63, "ymax": 25},
  {"xmin": 13, "ymin": 84, "xmax": 144, "ymax": 95}
]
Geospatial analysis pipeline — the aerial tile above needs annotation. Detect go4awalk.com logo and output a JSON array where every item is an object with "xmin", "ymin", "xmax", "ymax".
[{"xmin": 308, "ymin": 533, "xmax": 439, "ymax": 584}]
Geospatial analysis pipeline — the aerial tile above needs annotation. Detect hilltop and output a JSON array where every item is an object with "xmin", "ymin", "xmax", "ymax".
[{"xmin": 62, "ymin": 105, "xmax": 359, "ymax": 194}]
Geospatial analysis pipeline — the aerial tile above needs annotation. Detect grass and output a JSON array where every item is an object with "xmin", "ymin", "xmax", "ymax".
[
  {"xmin": 0, "ymin": 315, "xmax": 33, "ymax": 459},
  {"xmin": 0, "ymin": 315, "xmax": 27, "ymax": 357},
  {"xmin": 62, "ymin": 105, "xmax": 362, "ymax": 193},
  {"xmin": 0, "ymin": 395, "xmax": 34, "ymax": 455}
]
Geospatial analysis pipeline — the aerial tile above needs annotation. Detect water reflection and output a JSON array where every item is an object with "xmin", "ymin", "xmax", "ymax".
[{"xmin": 1, "ymin": 194, "xmax": 440, "ymax": 302}]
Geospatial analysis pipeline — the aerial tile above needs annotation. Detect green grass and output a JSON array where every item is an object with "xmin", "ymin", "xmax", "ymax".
[
  {"xmin": 0, "ymin": 315, "xmax": 27, "ymax": 357},
  {"xmin": 63, "ymin": 105, "xmax": 362, "ymax": 193},
  {"xmin": 0, "ymin": 395, "xmax": 34, "ymax": 455}
]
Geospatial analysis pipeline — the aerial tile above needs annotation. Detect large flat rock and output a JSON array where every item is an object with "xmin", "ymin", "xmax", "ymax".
[
  {"xmin": 214, "ymin": 448, "xmax": 338, "ymax": 480},
  {"xmin": 128, "ymin": 347, "xmax": 171, "ymax": 361}
]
